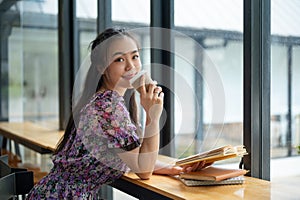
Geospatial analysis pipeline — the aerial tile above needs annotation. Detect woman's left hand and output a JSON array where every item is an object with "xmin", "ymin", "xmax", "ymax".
[
  {"xmin": 180, "ymin": 161, "xmax": 213, "ymax": 173},
  {"xmin": 153, "ymin": 160, "xmax": 214, "ymax": 176}
]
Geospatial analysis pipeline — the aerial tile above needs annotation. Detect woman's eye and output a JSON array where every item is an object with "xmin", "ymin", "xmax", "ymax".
[
  {"xmin": 115, "ymin": 58, "xmax": 124, "ymax": 62},
  {"xmin": 133, "ymin": 55, "xmax": 139, "ymax": 59}
]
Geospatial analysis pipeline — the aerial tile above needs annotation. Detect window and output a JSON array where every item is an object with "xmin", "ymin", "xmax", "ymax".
[
  {"xmin": 76, "ymin": 0, "xmax": 97, "ymax": 64},
  {"xmin": 112, "ymin": 0, "xmax": 150, "ymax": 25},
  {"xmin": 270, "ymin": 0, "xmax": 300, "ymax": 181},
  {"xmin": 173, "ymin": 0, "xmax": 244, "ymax": 164},
  {"xmin": 7, "ymin": 0, "xmax": 59, "ymax": 123}
]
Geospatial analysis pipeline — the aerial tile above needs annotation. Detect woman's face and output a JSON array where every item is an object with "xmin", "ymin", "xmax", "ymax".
[{"xmin": 102, "ymin": 36, "xmax": 141, "ymax": 94}]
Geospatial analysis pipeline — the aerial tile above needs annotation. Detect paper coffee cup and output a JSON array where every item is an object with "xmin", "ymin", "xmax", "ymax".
[{"xmin": 130, "ymin": 70, "xmax": 153, "ymax": 91}]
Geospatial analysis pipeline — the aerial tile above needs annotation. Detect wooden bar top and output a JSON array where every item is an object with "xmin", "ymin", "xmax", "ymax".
[
  {"xmin": 112, "ymin": 155, "xmax": 274, "ymax": 200},
  {"xmin": 113, "ymin": 155, "xmax": 272, "ymax": 200},
  {"xmin": 121, "ymin": 172, "xmax": 270, "ymax": 200},
  {"xmin": 0, "ymin": 122, "xmax": 63, "ymax": 153},
  {"xmin": 1, "ymin": 121, "xmax": 290, "ymax": 200}
]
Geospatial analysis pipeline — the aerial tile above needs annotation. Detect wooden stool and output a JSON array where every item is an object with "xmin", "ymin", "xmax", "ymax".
[{"xmin": 1, "ymin": 149, "xmax": 22, "ymax": 168}]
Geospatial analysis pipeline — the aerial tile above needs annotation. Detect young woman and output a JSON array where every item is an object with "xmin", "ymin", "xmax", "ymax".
[{"xmin": 26, "ymin": 28, "xmax": 207, "ymax": 199}]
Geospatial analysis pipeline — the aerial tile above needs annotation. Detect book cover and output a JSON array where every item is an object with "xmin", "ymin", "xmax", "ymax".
[
  {"xmin": 175, "ymin": 145, "xmax": 247, "ymax": 166},
  {"xmin": 179, "ymin": 166, "xmax": 248, "ymax": 181},
  {"xmin": 179, "ymin": 176, "xmax": 245, "ymax": 187}
]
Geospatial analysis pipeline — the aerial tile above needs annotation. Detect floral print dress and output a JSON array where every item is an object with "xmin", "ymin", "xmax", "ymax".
[{"xmin": 26, "ymin": 90, "xmax": 141, "ymax": 199}]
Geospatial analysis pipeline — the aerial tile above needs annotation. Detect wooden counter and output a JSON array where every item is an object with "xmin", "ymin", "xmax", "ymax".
[
  {"xmin": 0, "ymin": 122, "xmax": 63, "ymax": 153},
  {"xmin": 0, "ymin": 121, "xmax": 278, "ymax": 200},
  {"xmin": 112, "ymin": 173, "xmax": 270, "ymax": 200},
  {"xmin": 111, "ymin": 155, "xmax": 271, "ymax": 200}
]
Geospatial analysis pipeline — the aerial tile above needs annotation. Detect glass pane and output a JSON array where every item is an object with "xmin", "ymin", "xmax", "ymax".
[
  {"xmin": 112, "ymin": 0, "xmax": 150, "ymax": 25},
  {"xmin": 76, "ymin": 0, "xmax": 97, "ymax": 64},
  {"xmin": 174, "ymin": 0, "xmax": 244, "ymax": 165},
  {"xmin": 77, "ymin": 0, "xmax": 97, "ymax": 19},
  {"xmin": 7, "ymin": 0, "xmax": 59, "ymax": 123},
  {"xmin": 271, "ymin": 0, "xmax": 300, "ymax": 183}
]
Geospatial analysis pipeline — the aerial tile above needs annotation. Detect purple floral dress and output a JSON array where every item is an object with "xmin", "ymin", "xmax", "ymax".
[{"xmin": 26, "ymin": 90, "xmax": 141, "ymax": 199}]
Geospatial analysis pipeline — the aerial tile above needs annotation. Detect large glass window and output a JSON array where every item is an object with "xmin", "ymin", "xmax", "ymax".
[
  {"xmin": 0, "ymin": 0, "xmax": 59, "ymax": 173},
  {"xmin": 7, "ymin": 0, "xmax": 59, "ymax": 123},
  {"xmin": 174, "ymin": 0, "xmax": 244, "ymax": 164},
  {"xmin": 270, "ymin": 0, "xmax": 300, "ymax": 182}
]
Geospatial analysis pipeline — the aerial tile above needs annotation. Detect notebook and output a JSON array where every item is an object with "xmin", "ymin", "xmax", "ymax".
[
  {"xmin": 179, "ymin": 176, "xmax": 245, "ymax": 186},
  {"xmin": 179, "ymin": 166, "xmax": 248, "ymax": 181}
]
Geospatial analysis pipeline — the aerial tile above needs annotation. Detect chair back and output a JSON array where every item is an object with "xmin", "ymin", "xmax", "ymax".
[{"xmin": 0, "ymin": 155, "xmax": 34, "ymax": 199}]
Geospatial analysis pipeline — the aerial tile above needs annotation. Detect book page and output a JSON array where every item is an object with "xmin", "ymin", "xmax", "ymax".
[{"xmin": 175, "ymin": 145, "xmax": 247, "ymax": 166}]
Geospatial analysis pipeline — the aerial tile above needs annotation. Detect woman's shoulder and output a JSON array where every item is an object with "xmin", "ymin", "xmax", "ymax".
[
  {"xmin": 94, "ymin": 90, "xmax": 123, "ymax": 102},
  {"xmin": 80, "ymin": 90, "xmax": 125, "ymax": 114},
  {"xmin": 87, "ymin": 90, "xmax": 124, "ymax": 109}
]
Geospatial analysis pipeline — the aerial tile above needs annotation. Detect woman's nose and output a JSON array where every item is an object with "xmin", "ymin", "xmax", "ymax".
[{"xmin": 126, "ymin": 60, "xmax": 135, "ymax": 71}]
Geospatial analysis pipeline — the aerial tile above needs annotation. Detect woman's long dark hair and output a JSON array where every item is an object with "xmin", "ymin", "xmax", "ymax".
[{"xmin": 54, "ymin": 28, "xmax": 140, "ymax": 154}]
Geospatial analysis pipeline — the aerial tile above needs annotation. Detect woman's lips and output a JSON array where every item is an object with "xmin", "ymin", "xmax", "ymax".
[{"xmin": 123, "ymin": 72, "xmax": 138, "ymax": 80}]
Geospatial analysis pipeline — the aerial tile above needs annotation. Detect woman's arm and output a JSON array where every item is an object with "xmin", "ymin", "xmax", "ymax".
[{"xmin": 118, "ymin": 76, "xmax": 164, "ymax": 179}]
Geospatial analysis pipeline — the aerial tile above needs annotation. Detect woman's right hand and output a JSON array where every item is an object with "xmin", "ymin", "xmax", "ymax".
[{"xmin": 138, "ymin": 75, "xmax": 164, "ymax": 124}]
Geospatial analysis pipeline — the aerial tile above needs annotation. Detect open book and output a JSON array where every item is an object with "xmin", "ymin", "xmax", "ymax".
[
  {"xmin": 175, "ymin": 145, "xmax": 247, "ymax": 166},
  {"xmin": 179, "ymin": 166, "xmax": 248, "ymax": 181}
]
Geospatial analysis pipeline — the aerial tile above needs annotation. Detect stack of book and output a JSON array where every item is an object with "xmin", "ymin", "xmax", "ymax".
[
  {"xmin": 175, "ymin": 145, "xmax": 248, "ymax": 186},
  {"xmin": 178, "ymin": 166, "xmax": 247, "ymax": 186}
]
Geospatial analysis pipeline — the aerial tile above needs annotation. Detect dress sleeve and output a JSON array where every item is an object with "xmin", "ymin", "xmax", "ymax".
[{"xmin": 96, "ymin": 95, "xmax": 141, "ymax": 152}]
